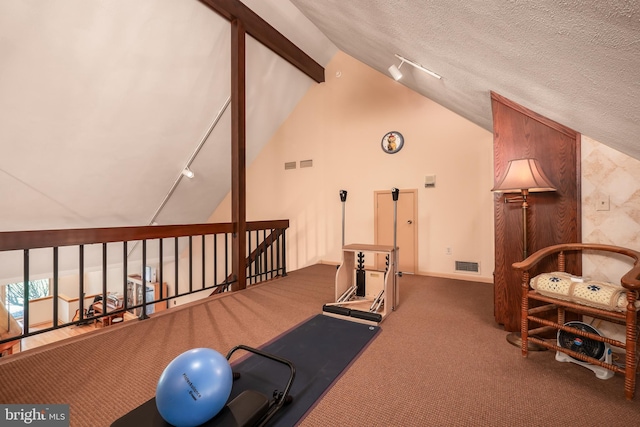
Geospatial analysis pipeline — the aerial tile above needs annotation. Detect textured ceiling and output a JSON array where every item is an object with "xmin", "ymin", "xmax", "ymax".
[
  {"xmin": 291, "ymin": 0, "xmax": 640, "ymax": 159},
  {"xmin": 1, "ymin": 0, "xmax": 638, "ymax": 236}
]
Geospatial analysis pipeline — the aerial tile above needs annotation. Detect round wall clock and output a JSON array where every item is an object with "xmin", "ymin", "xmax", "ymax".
[{"xmin": 381, "ymin": 131, "xmax": 404, "ymax": 154}]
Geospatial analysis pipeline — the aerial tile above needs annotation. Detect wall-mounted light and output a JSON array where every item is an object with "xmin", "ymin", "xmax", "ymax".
[
  {"xmin": 388, "ymin": 54, "xmax": 442, "ymax": 80},
  {"xmin": 182, "ymin": 167, "xmax": 194, "ymax": 179}
]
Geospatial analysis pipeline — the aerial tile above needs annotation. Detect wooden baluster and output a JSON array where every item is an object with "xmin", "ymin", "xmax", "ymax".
[
  {"xmin": 624, "ymin": 290, "xmax": 638, "ymax": 399},
  {"xmin": 521, "ymin": 271, "xmax": 530, "ymax": 357}
]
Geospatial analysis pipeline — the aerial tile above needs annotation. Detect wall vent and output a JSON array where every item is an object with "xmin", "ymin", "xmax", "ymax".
[
  {"xmin": 284, "ymin": 161, "xmax": 296, "ymax": 170},
  {"xmin": 455, "ymin": 261, "xmax": 480, "ymax": 273},
  {"xmin": 300, "ymin": 159, "xmax": 313, "ymax": 168}
]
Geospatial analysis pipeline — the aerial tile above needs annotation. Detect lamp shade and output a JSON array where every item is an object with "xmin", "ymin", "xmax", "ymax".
[{"xmin": 492, "ymin": 158, "xmax": 556, "ymax": 193}]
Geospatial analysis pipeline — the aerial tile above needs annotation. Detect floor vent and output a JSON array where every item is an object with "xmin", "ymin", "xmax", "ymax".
[
  {"xmin": 284, "ymin": 161, "xmax": 296, "ymax": 170},
  {"xmin": 455, "ymin": 261, "xmax": 480, "ymax": 273}
]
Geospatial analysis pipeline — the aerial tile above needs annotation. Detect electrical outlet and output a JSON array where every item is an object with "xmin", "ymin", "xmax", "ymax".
[
  {"xmin": 446, "ymin": 247, "xmax": 452, "ymax": 255},
  {"xmin": 596, "ymin": 195, "xmax": 610, "ymax": 211}
]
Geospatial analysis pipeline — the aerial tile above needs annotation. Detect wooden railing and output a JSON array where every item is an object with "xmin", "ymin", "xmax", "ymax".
[
  {"xmin": 0, "ymin": 220, "xmax": 288, "ymax": 346},
  {"xmin": 212, "ymin": 226, "xmax": 287, "ymax": 295}
]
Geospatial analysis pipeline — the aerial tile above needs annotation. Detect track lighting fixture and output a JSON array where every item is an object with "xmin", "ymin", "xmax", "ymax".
[
  {"xmin": 388, "ymin": 54, "xmax": 441, "ymax": 80},
  {"xmin": 182, "ymin": 167, "xmax": 195, "ymax": 179}
]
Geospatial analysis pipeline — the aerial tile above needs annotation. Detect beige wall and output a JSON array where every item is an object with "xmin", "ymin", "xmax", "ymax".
[
  {"xmin": 581, "ymin": 135, "xmax": 640, "ymax": 342},
  {"xmin": 210, "ymin": 51, "xmax": 495, "ymax": 282},
  {"xmin": 582, "ymin": 135, "xmax": 640, "ymax": 281}
]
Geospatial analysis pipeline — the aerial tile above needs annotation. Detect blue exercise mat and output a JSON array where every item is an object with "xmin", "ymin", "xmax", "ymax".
[
  {"xmin": 229, "ymin": 314, "xmax": 380, "ymax": 426},
  {"xmin": 111, "ymin": 314, "xmax": 380, "ymax": 427}
]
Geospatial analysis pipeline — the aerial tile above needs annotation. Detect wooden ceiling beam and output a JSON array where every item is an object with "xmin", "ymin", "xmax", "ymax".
[
  {"xmin": 230, "ymin": 18, "xmax": 247, "ymax": 290},
  {"xmin": 199, "ymin": 0, "xmax": 325, "ymax": 83}
]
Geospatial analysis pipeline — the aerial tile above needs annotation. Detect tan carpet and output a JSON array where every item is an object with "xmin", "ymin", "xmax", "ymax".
[{"xmin": 1, "ymin": 264, "xmax": 639, "ymax": 426}]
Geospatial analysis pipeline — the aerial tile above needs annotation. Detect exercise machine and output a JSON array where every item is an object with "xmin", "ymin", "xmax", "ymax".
[
  {"xmin": 211, "ymin": 345, "xmax": 296, "ymax": 427},
  {"xmin": 111, "ymin": 344, "xmax": 295, "ymax": 427},
  {"xmin": 323, "ymin": 188, "xmax": 401, "ymax": 325}
]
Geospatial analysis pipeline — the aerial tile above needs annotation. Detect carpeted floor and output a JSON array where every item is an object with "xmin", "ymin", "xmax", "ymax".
[{"xmin": 1, "ymin": 264, "xmax": 639, "ymax": 426}]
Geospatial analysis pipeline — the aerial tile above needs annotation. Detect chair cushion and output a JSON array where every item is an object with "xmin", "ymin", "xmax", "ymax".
[{"xmin": 530, "ymin": 272, "xmax": 638, "ymax": 312}]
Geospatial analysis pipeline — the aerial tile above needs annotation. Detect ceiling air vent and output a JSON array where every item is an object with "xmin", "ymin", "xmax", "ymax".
[
  {"xmin": 284, "ymin": 161, "xmax": 296, "ymax": 170},
  {"xmin": 300, "ymin": 159, "xmax": 313, "ymax": 168},
  {"xmin": 455, "ymin": 261, "xmax": 480, "ymax": 273}
]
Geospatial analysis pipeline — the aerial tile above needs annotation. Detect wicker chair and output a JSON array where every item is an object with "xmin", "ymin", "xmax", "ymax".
[{"xmin": 512, "ymin": 243, "xmax": 640, "ymax": 400}]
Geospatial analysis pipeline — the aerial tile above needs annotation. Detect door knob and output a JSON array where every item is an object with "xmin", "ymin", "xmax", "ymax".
[{"xmin": 407, "ymin": 220, "xmax": 413, "ymax": 224}]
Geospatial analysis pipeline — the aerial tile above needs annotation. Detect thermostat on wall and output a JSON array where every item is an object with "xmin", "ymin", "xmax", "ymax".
[{"xmin": 425, "ymin": 175, "xmax": 436, "ymax": 188}]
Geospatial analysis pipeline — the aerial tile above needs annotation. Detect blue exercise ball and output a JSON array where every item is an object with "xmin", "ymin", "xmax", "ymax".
[{"xmin": 156, "ymin": 348, "xmax": 233, "ymax": 427}]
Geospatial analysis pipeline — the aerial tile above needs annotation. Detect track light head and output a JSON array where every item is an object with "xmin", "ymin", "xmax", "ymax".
[
  {"xmin": 391, "ymin": 54, "xmax": 442, "ymax": 80},
  {"xmin": 388, "ymin": 63, "xmax": 403, "ymax": 81},
  {"xmin": 182, "ymin": 167, "xmax": 194, "ymax": 179}
]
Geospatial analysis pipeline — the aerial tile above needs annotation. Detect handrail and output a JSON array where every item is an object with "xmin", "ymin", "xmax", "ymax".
[
  {"xmin": 212, "ymin": 227, "xmax": 287, "ymax": 295},
  {"xmin": 0, "ymin": 220, "xmax": 289, "ymax": 348},
  {"xmin": 0, "ymin": 221, "xmax": 289, "ymax": 251}
]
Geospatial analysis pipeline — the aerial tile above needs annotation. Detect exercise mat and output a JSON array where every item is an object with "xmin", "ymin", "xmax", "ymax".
[
  {"xmin": 111, "ymin": 314, "xmax": 380, "ymax": 427},
  {"xmin": 230, "ymin": 314, "xmax": 380, "ymax": 426}
]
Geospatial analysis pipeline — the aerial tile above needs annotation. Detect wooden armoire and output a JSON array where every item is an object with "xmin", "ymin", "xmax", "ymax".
[{"xmin": 492, "ymin": 92, "xmax": 581, "ymax": 332}]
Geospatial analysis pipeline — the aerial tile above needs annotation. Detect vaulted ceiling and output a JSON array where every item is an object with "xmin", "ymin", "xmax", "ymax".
[
  {"xmin": 1, "ymin": 0, "xmax": 638, "ymax": 233},
  {"xmin": 291, "ymin": 0, "xmax": 640, "ymax": 157}
]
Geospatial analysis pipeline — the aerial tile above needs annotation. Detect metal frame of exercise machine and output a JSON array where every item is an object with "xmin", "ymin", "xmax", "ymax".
[
  {"xmin": 110, "ymin": 344, "xmax": 295, "ymax": 427},
  {"xmin": 323, "ymin": 189, "xmax": 401, "ymax": 325}
]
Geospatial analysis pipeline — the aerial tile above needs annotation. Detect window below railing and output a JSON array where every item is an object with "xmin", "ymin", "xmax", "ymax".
[{"xmin": 0, "ymin": 279, "xmax": 50, "ymax": 320}]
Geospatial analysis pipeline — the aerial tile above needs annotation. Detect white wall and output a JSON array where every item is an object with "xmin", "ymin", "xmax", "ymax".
[{"xmin": 209, "ymin": 51, "xmax": 496, "ymax": 282}]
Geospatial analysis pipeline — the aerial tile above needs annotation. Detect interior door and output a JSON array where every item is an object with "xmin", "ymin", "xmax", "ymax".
[{"xmin": 374, "ymin": 189, "xmax": 417, "ymax": 273}]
